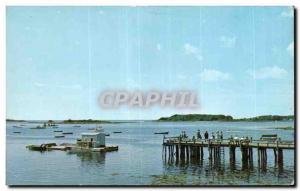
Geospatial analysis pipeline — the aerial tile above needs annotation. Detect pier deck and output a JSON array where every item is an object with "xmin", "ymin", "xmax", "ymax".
[{"xmin": 162, "ymin": 136, "xmax": 294, "ymax": 169}]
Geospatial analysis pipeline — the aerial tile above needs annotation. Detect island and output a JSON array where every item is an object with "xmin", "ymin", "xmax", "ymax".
[
  {"xmin": 273, "ymin": 126, "xmax": 294, "ymax": 130},
  {"xmin": 158, "ymin": 114, "xmax": 294, "ymax": 122},
  {"xmin": 158, "ymin": 114, "xmax": 233, "ymax": 121},
  {"xmin": 6, "ymin": 119, "xmax": 25, "ymax": 122},
  {"xmin": 235, "ymin": 115, "xmax": 294, "ymax": 121},
  {"xmin": 62, "ymin": 119, "xmax": 112, "ymax": 124}
]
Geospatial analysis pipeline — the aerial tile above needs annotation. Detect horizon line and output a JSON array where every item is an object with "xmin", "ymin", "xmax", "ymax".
[{"xmin": 6, "ymin": 113, "xmax": 294, "ymax": 121}]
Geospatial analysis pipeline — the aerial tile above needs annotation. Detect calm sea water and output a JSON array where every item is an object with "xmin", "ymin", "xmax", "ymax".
[{"xmin": 6, "ymin": 121, "xmax": 294, "ymax": 186}]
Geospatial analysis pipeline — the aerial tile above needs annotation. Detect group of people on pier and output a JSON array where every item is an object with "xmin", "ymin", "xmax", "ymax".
[{"xmin": 179, "ymin": 130, "xmax": 224, "ymax": 141}]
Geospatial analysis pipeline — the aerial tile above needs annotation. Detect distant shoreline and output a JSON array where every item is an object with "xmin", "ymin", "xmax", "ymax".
[
  {"xmin": 6, "ymin": 114, "xmax": 294, "ymax": 123},
  {"xmin": 157, "ymin": 114, "xmax": 294, "ymax": 122}
]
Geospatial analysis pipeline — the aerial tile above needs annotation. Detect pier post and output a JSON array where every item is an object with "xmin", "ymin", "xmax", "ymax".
[
  {"xmin": 186, "ymin": 146, "xmax": 190, "ymax": 162},
  {"xmin": 196, "ymin": 146, "xmax": 200, "ymax": 161},
  {"xmin": 241, "ymin": 146, "xmax": 249, "ymax": 170},
  {"xmin": 164, "ymin": 145, "xmax": 167, "ymax": 162},
  {"xmin": 180, "ymin": 145, "xmax": 185, "ymax": 162},
  {"xmin": 229, "ymin": 146, "xmax": 236, "ymax": 162},
  {"xmin": 249, "ymin": 148, "xmax": 253, "ymax": 169},
  {"xmin": 278, "ymin": 148, "xmax": 283, "ymax": 167},
  {"xmin": 258, "ymin": 148, "xmax": 261, "ymax": 166},
  {"xmin": 259, "ymin": 148, "xmax": 267, "ymax": 172},
  {"xmin": 168, "ymin": 145, "xmax": 171, "ymax": 162},
  {"xmin": 273, "ymin": 148, "xmax": 277, "ymax": 165},
  {"xmin": 175, "ymin": 145, "xmax": 179, "ymax": 161}
]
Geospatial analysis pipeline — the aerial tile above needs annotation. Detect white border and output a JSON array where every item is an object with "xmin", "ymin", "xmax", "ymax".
[{"xmin": 1, "ymin": 1, "xmax": 299, "ymax": 191}]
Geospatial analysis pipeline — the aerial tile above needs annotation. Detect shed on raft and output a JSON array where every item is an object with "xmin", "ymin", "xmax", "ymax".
[{"xmin": 77, "ymin": 132, "xmax": 105, "ymax": 148}]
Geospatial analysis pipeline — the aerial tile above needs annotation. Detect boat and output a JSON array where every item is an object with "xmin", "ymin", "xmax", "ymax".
[
  {"xmin": 30, "ymin": 125, "xmax": 46, "ymax": 129},
  {"xmin": 54, "ymin": 130, "xmax": 63, "ymax": 132},
  {"xmin": 105, "ymin": 134, "xmax": 110, "ymax": 136},
  {"xmin": 13, "ymin": 131, "xmax": 21, "ymax": 134},
  {"xmin": 154, "ymin": 131, "xmax": 169, "ymax": 135},
  {"xmin": 13, "ymin": 126, "xmax": 22, "ymax": 128},
  {"xmin": 55, "ymin": 135, "xmax": 65, "ymax": 138},
  {"xmin": 73, "ymin": 125, "xmax": 81, "ymax": 127},
  {"xmin": 26, "ymin": 143, "xmax": 57, "ymax": 151},
  {"xmin": 94, "ymin": 127, "xmax": 104, "ymax": 132},
  {"xmin": 88, "ymin": 127, "xmax": 104, "ymax": 132},
  {"xmin": 113, "ymin": 131, "xmax": 122, "ymax": 134},
  {"xmin": 62, "ymin": 132, "xmax": 73, "ymax": 135}
]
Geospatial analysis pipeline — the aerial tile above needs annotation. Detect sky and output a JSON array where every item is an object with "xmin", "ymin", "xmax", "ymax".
[{"xmin": 6, "ymin": 6, "xmax": 294, "ymax": 120}]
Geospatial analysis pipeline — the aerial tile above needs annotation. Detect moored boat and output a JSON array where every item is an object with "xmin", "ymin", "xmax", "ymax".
[
  {"xmin": 30, "ymin": 125, "xmax": 46, "ymax": 129},
  {"xmin": 55, "ymin": 135, "xmax": 65, "ymax": 138},
  {"xmin": 62, "ymin": 132, "xmax": 73, "ymax": 135},
  {"xmin": 26, "ymin": 143, "xmax": 57, "ymax": 151},
  {"xmin": 154, "ymin": 131, "xmax": 169, "ymax": 135}
]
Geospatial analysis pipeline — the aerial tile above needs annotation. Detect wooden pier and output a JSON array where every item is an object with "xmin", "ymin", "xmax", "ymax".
[{"xmin": 162, "ymin": 136, "xmax": 294, "ymax": 170}]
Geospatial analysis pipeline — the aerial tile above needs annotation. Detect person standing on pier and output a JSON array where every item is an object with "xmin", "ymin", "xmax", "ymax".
[
  {"xmin": 197, "ymin": 130, "xmax": 202, "ymax": 139},
  {"xmin": 216, "ymin": 131, "xmax": 220, "ymax": 140},
  {"xmin": 204, "ymin": 131, "xmax": 209, "ymax": 140},
  {"xmin": 212, "ymin": 132, "xmax": 215, "ymax": 140},
  {"xmin": 220, "ymin": 131, "xmax": 223, "ymax": 140}
]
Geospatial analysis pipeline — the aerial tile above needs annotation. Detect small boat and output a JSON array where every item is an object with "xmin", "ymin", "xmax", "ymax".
[
  {"xmin": 88, "ymin": 127, "xmax": 104, "ymax": 132},
  {"xmin": 73, "ymin": 125, "xmax": 81, "ymax": 127},
  {"xmin": 105, "ymin": 134, "xmax": 110, "ymax": 136},
  {"xmin": 13, "ymin": 126, "xmax": 22, "ymax": 128},
  {"xmin": 26, "ymin": 143, "xmax": 57, "ymax": 151},
  {"xmin": 113, "ymin": 131, "xmax": 122, "ymax": 134},
  {"xmin": 30, "ymin": 126, "xmax": 46, "ymax": 129},
  {"xmin": 62, "ymin": 132, "xmax": 73, "ymax": 135},
  {"xmin": 13, "ymin": 131, "xmax": 21, "ymax": 134},
  {"xmin": 94, "ymin": 127, "xmax": 104, "ymax": 132},
  {"xmin": 154, "ymin": 131, "xmax": 169, "ymax": 135},
  {"xmin": 54, "ymin": 130, "xmax": 63, "ymax": 132},
  {"xmin": 26, "ymin": 145, "xmax": 44, "ymax": 151},
  {"xmin": 55, "ymin": 135, "xmax": 65, "ymax": 138}
]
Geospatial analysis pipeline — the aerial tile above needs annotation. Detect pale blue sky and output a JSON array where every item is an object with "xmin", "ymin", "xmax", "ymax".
[{"xmin": 7, "ymin": 6, "xmax": 294, "ymax": 120}]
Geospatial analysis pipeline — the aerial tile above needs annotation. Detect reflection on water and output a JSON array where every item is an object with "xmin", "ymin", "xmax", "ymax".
[
  {"xmin": 161, "ymin": 146, "xmax": 293, "ymax": 185},
  {"xmin": 67, "ymin": 151, "xmax": 106, "ymax": 165}
]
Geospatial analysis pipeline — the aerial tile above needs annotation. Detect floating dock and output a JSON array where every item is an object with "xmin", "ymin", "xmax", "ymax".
[
  {"xmin": 26, "ymin": 130, "xmax": 118, "ymax": 153},
  {"xmin": 26, "ymin": 143, "xmax": 118, "ymax": 153}
]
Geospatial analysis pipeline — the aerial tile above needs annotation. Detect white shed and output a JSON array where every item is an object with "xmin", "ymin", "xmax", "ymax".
[{"xmin": 81, "ymin": 132, "xmax": 105, "ymax": 147}]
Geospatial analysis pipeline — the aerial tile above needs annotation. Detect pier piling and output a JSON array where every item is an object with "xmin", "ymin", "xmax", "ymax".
[{"xmin": 163, "ymin": 136, "xmax": 293, "ymax": 170}]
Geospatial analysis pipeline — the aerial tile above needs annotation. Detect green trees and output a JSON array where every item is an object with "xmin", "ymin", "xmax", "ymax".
[{"xmin": 158, "ymin": 114, "xmax": 293, "ymax": 122}]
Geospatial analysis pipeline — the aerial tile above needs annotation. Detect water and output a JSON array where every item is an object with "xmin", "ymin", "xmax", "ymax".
[{"xmin": 6, "ymin": 121, "xmax": 294, "ymax": 186}]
